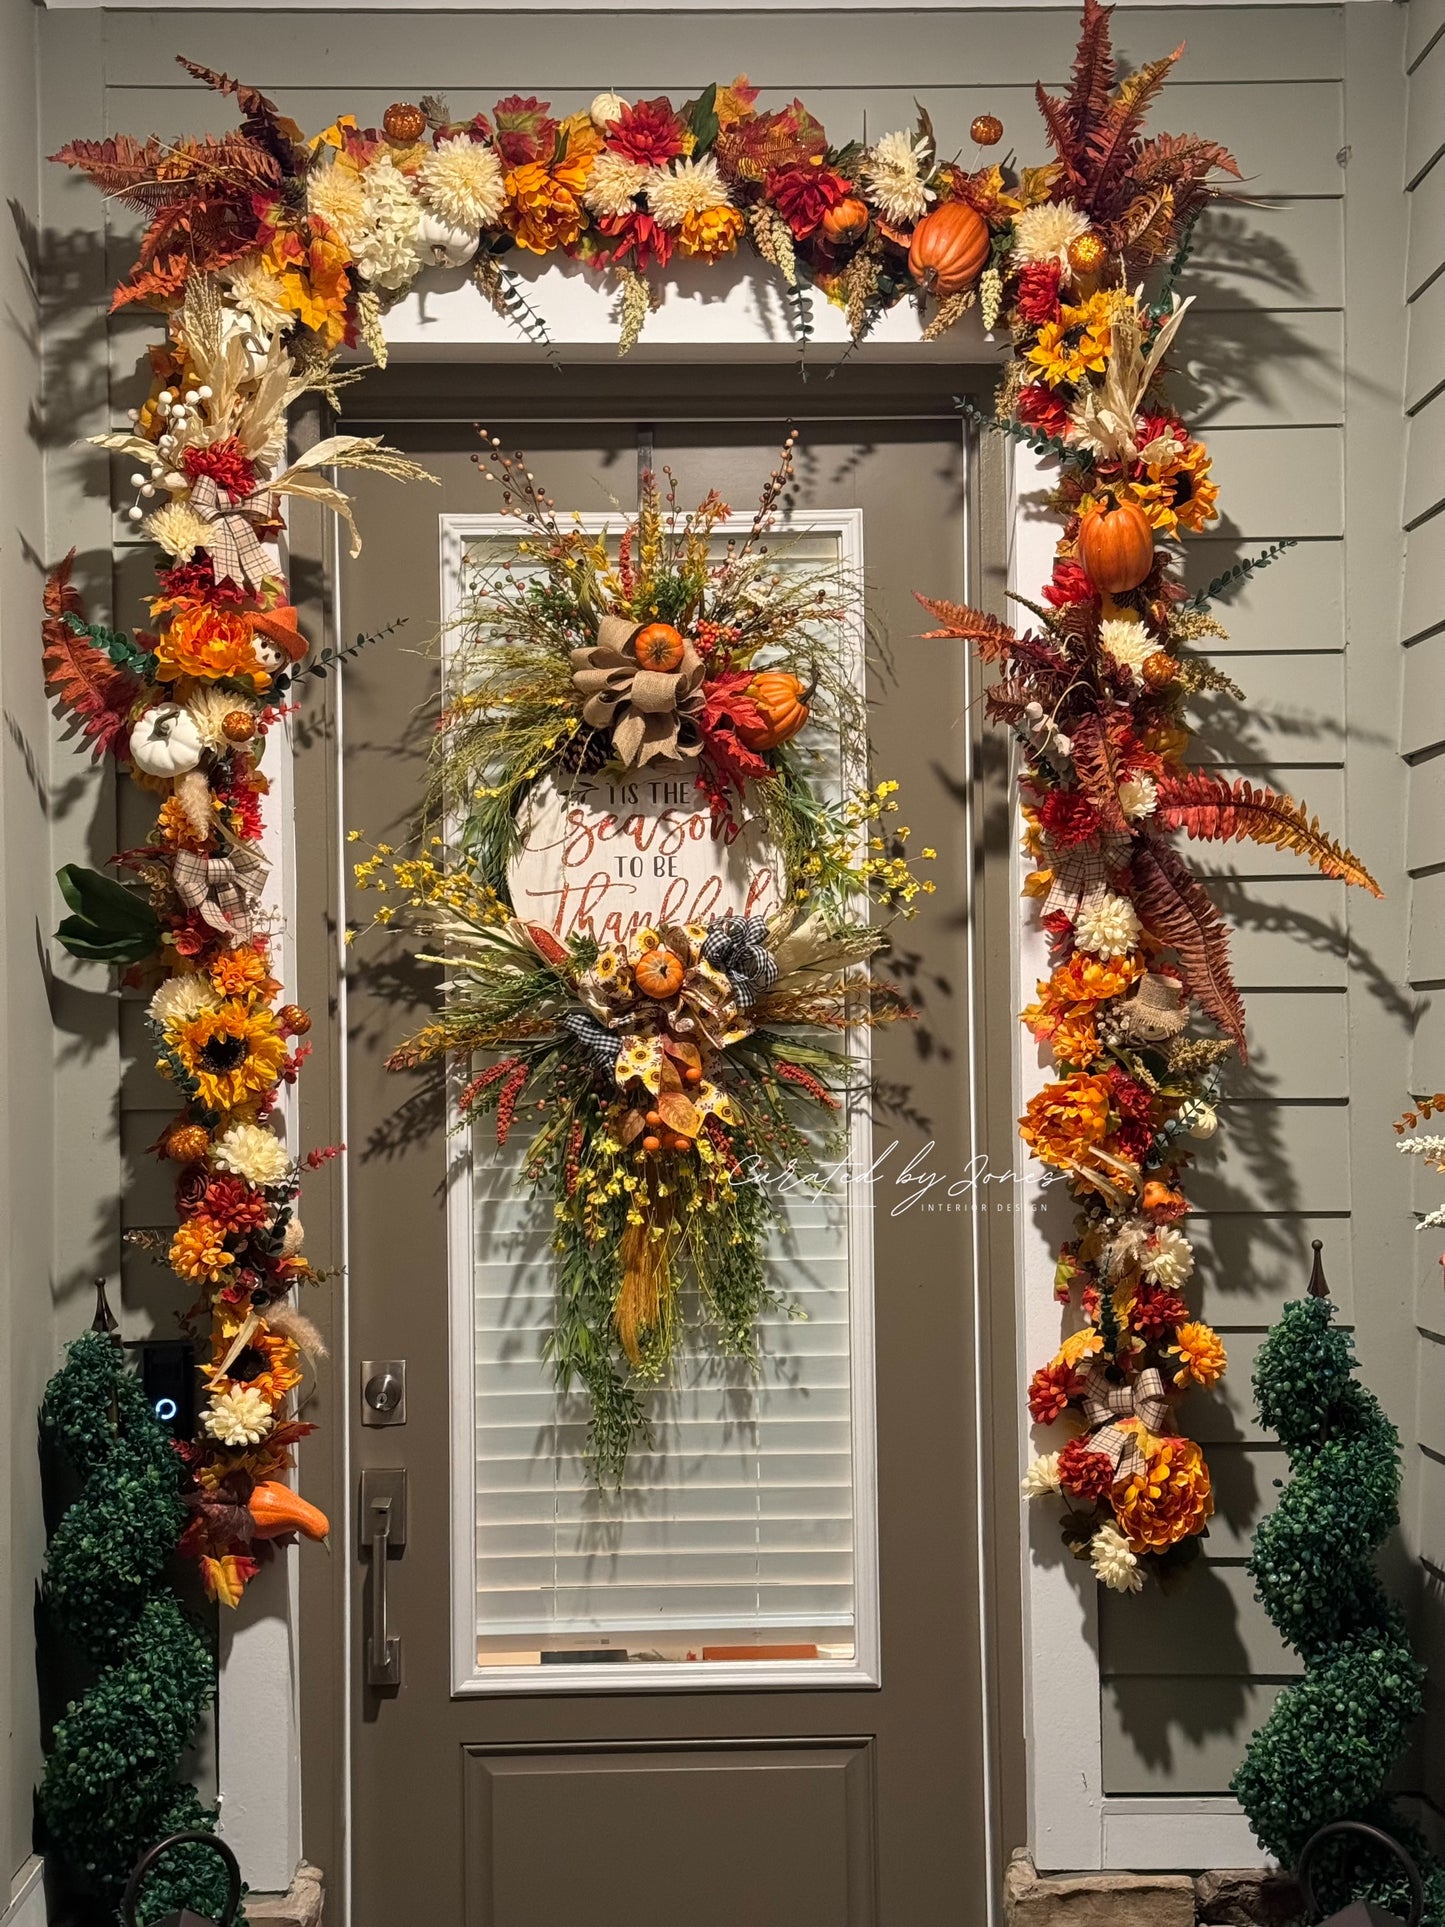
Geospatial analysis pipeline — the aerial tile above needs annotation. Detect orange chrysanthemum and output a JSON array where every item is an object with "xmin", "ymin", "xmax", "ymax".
[
  {"xmin": 170, "ymin": 1216, "xmax": 234, "ymax": 1283},
  {"xmin": 169, "ymin": 1000, "xmax": 289, "ymax": 1113},
  {"xmin": 504, "ymin": 153, "xmax": 593, "ymax": 254},
  {"xmin": 154, "ymin": 605, "xmax": 265, "ymax": 687},
  {"xmin": 1113, "ymin": 1432, "xmax": 1214, "ymax": 1553},
  {"xmin": 1168, "ymin": 1321, "xmax": 1227, "ymax": 1390},
  {"xmin": 209, "ymin": 946, "xmax": 279, "ymax": 1003},
  {"xmin": 156, "ymin": 793, "xmax": 211, "ymax": 851},
  {"xmin": 678, "ymin": 203, "xmax": 746, "ymax": 261},
  {"xmin": 1019, "ymin": 1073, "xmax": 1112, "ymax": 1169}
]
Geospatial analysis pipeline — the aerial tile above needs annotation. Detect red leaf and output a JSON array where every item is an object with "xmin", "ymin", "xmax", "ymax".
[
  {"xmin": 41, "ymin": 555, "xmax": 139, "ymax": 761},
  {"xmin": 1130, "ymin": 839, "xmax": 1248, "ymax": 1056}
]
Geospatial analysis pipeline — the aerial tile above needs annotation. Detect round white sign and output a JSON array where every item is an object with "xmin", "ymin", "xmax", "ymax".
[{"xmin": 508, "ymin": 768, "xmax": 785, "ymax": 945}]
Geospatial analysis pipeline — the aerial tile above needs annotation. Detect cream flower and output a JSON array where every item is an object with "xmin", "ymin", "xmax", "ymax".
[
  {"xmin": 584, "ymin": 150, "xmax": 650, "ymax": 219},
  {"xmin": 149, "ymin": 973, "xmax": 220, "ymax": 1028},
  {"xmin": 1022, "ymin": 1452, "xmax": 1062, "ymax": 1498},
  {"xmin": 223, "ymin": 259, "xmax": 293, "ymax": 336},
  {"xmin": 185, "ymin": 686, "xmax": 258, "ymax": 752},
  {"xmin": 1012, "ymin": 201, "xmax": 1091, "ymax": 274},
  {"xmin": 418, "ymin": 135, "xmax": 506, "ymax": 230},
  {"xmin": 306, "ymin": 155, "xmax": 369, "ymax": 249},
  {"xmin": 860, "ymin": 130, "xmax": 934, "ymax": 226},
  {"xmin": 1099, "ymin": 612, "xmax": 1156, "ymax": 682},
  {"xmin": 355, "ymin": 155, "xmax": 423, "ymax": 292},
  {"xmin": 211, "ymin": 1120, "xmax": 293, "ymax": 1188},
  {"xmin": 144, "ymin": 501, "xmax": 213, "ymax": 564},
  {"xmin": 1118, "ymin": 774, "xmax": 1158, "ymax": 821},
  {"xmin": 1073, "ymin": 890, "xmax": 1142, "ymax": 960},
  {"xmin": 647, "ymin": 155, "xmax": 730, "ymax": 229},
  {"xmin": 1143, "ymin": 1225, "xmax": 1195, "ymax": 1289},
  {"xmin": 202, "ymin": 1384, "xmax": 275, "ymax": 1447},
  {"xmin": 1090, "ymin": 1522, "xmax": 1143, "ymax": 1593}
]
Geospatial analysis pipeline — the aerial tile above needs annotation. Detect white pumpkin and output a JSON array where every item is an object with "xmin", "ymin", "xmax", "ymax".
[
  {"xmin": 589, "ymin": 91, "xmax": 628, "ymax": 129},
  {"xmin": 130, "ymin": 703, "xmax": 204, "ymax": 778},
  {"xmin": 416, "ymin": 210, "xmax": 478, "ymax": 268}
]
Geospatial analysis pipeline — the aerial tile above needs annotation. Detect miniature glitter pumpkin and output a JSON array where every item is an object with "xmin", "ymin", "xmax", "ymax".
[
  {"xmin": 633, "ymin": 948, "xmax": 686, "ymax": 1000},
  {"xmin": 165, "ymin": 1122, "xmax": 211, "ymax": 1164},
  {"xmin": 382, "ymin": 101, "xmax": 426, "ymax": 143},
  {"xmin": 1077, "ymin": 501, "xmax": 1155, "ymax": 595},
  {"xmin": 278, "ymin": 1004, "xmax": 312, "ymax": 1035},
  {"xmin": 1141, "ymin": 652, "xmax": 1178, "ymax": 690},
  {"xmin": 970, "ymin": 114, "xmax": 1004, "ymax": 147},
  {"xmin": 222, "ymin": 709, "xmax": 256, "ymax": 744},
  {"xmin": 632, "ymin": 622, "xmax": 686, "ymax": 672},
  {"xmin": 907, "ymin": 201, "xmax": 991, "ymax": 298},
  {"xmin": 1067, "ymin": 230, "xmax": 1109, "ymax": 279},
  {"xmin": 821, "ymin": 196, "xmax": 870, "ymax": 246},
  {"xmin": 737, "ymin": 670, "xmax": 812, "ymax": 751}
]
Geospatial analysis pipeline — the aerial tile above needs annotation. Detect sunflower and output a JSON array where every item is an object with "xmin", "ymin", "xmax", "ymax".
[
  {"xmin": 1113, "ymin": 1432, "xmax": 1214, "ymax": 1553},
  {"xmin": 1121, "ymin": 435, "xmax": 1220, "ymax": 535},
  {"xmin": 206, "ymin": 1324, "xmax": 303, "ymax": 1406},
  {"xmin": 169, "ymin": 1000, "xmax": 289, "ymax": 1113},
  {"xmin": 1024, "ymin": 298, "xmax": 1112, "ymax": 389}
]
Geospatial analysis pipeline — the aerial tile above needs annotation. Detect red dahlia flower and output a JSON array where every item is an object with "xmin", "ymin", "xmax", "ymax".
[
  {"xmin": 606, "ymin": 96, "xmax": 686, "ymax": 166},
  {"xmin": 1042, "ymin": 558, "xmax": 1097, "ymax": 609},
  {"xmin": 1016, "ymin": 262, "xmax": 1063, "ymax": 326},
  {"xmin": 182, "ymin": 437, "xmax": 257, "ymax": 499},
  {"xmin": 595, "ymin": 209, "xmax": 674, "ymax": 273},
  {"xmin": 766, "ymin": 161, "xmax": 852, "ymax": 239},
  {"xmin": 1017, "ymin": 383, "xmax": 1070, "ymax": 438},
  {"xmin": 1038, "ymin": 788, "xmax": 1102, "ymax": 849},
  {"xmin": 1057, "ymin": 1436, "xmax": 1116, "ymax": 1501},
  {"xmin": 1028, "ymin": 1358, "xmax": 1084, "ymax": 1425}
]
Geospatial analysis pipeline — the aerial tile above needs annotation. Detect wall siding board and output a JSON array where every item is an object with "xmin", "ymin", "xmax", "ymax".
[
  {"xmin": 1210, "ymin": 876, "xmax": 1347, "ymax": 989},
  {"xmin": 1409, "ymin": 31, "xmax": 1445, "ymax": 189},
  {"xmin": 1403, "ymin": 632, "xmax": 1445, "ymax": 752},
  {"xmin": 1101, "ymin": 1567, "xmax": 1295, "ymax": 1681},
  {"xmin": 1102, "ymin": 1682, "xmax": 1286, "ymax": 1799},
  {"xmin": 1410, "ymin": 0, "xmax": 1445, "ymax": 76},
  {"xmin": 1172, "ymin": 310, "xmax": 1343, "ymax": 431},
  {"xmin": 1194, "ymin": 198, "xmax": 1344, "ymax": 314},
  {"xmin": 1417, "ymin": 1336, "xmax": 1445, "ymax": 1460},
  {"xmin": 1187, "ymin": 1105, "xmax": 1350, "ymax": 1216},
  {"xmin": 1186, "ymin": 1213, "xmax": 1354, "ymax": 1323},
  {"xmin": 1408, "ymin": 263, "xmax": 1445, "ymax": 415},
  {"xmin": 1189, "ymin": 651, "xmax": 1344, "ymax": 770},
  {"xmin": 1404, "ymin": 510, "xmax": 1445, "ymax": 644},
  {"xmin": 1408, "ymin": 145, "xmax": 1445, "ymax": 301},
  {"xmin": 1182, "ymin": 539, "xmax": 1344, "ymax": 655},
  {"xmin": 1404, "ymin": 400, "xmax": 1445, "ymax": 528},
  {"xmin": 1412, "ymin": 870, "xmax": 1445, "ymax": 982},
  {"xmin": 1204, "ymin": 427, "xmax": 1344, "ymax": 538},
  {"xmin": 1408, "ymin": 751, "xmax": 1445, "ymax": 874}
]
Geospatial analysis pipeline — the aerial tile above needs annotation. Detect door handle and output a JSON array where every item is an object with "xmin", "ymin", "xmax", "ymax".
[{"xmin": 360, "ymin": 1468, "xmax": 407, "ymax": 1687}]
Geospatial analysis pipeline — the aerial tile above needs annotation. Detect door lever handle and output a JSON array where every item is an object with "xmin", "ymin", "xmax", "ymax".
[{"xmin": 360, "ymin": 1468, "xmax": 407, "ymax": 1687}]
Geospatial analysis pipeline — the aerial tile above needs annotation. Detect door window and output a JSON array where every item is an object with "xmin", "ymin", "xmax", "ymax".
[{"xmin": 440, "ymin": 512, "xmax": 880, "ymax": 1692}]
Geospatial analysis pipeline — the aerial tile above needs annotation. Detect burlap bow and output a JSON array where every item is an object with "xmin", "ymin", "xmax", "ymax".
[
  {"xmin": 570, "ymin": 614, "xmax": 706, "ymax": 768},
  {"xmin": 172, "ymin": 842, "xmax": 269, "ymax": 942},
  {"xmin": 1078, "ymin": 1362, "xmax": 1172, "ymax": 1482},
  {"xmin": 189, "ymin": 474, "xmax": 277, "ymax": 594}
]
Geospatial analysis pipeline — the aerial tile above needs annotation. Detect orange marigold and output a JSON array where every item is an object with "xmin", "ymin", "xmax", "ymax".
[
  {"xmin": 678, "ymin": 203, "xmax": 747, "ymax": 261},
  {"xmin": 1113, "ymin": 1432, "xmax": 1214, "ymax": 1553},
  {"xmin": 1168, "ymin": 1321, "xmax": 1227, "ymax": 1390},
  {"xmin": 155, "ymin": 605, "xmax": 265, "ymax": 687},
  {"xmin": 170, "ymin": 1216, "xmax": 234, "ymax": 1283},
  {"xmin": 1019, "ymin": 1073, "xmax": 1112, "ymax": 1170},
  {"xmin": 505, "ymin": 153, "xmax": 592, "ymax": 254}
]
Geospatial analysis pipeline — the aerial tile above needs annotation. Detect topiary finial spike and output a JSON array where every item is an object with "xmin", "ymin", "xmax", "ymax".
[
  {"xmin": 90, "ymin": 1274, "xmax": 120, "ymax": 1342},
  {"xmin": 1307, "ymin": 1239, "xmax": 1328, "ymax": 1299}
]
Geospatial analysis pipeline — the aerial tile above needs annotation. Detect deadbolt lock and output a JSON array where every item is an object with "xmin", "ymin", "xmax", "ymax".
[{"xmin": 360, "ymin": 1358, "xmax": 407, "ymax": 1426}]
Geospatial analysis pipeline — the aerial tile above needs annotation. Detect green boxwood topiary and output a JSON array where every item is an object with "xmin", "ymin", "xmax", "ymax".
[
  {"xmin": 37, "ymin": 1331, "xmax": 235, "ymax": 1924},
  {"xmin": 1231, "ymin": 1291, "xmax": 1445, "ymax": 1923}
]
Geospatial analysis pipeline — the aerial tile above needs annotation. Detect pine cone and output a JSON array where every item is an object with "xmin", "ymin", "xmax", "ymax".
[{"xmin": 555, "ymin": 726, "xmax": 612, "ymax": 775}]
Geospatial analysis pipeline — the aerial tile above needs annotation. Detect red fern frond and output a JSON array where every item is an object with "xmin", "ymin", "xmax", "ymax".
[
  {"xmin": 1084, "ymin": 50, "xmax": 1181, "ymax": 212},
  {"xmin": 41, "ymin": 554, "xmax": 138, "ymax": 761},
  {"xmin": 175, "ymin": 57, "xmax": 302, "ymax": 168},
  {"xmin": 1068, "ymin": 713, "xmax": 1130, "ymax": 834},
  {"xmin": 1034, "ymin": 83, "xmax": 1087, "ymax": 192},
  {"xmin": 1154, "ymin": 771, "xmax": 1381, "ymax": 895},
  {"xmin": 914, "ymin": 592, "xmax": 1019, "ymax": 662},
  {"xmin": 1064, "ymin": 0, "xmax": 1119, "ymax": 150},
  {"xmin": 1128, "ymin": 131, "xmax": 1241, "ymax": 200},
  {"xmin": 1130, "ymin": 840, "xmax": 1248, "ymax": 1055}
]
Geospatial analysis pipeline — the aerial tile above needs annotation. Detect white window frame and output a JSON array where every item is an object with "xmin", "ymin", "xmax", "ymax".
[{"xmin": 437, "ymin": 506, "xmax": 881, "ymax": 1697}]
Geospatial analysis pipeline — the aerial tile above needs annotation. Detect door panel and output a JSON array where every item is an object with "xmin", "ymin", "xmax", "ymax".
[{"xmin": 337, "ymin": 384, "xmax": 994, "ymax": 1925}]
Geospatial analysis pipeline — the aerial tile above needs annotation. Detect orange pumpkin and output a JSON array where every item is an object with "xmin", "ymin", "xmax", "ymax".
[
  {"xmin": 248, "ymin": 1480, "xmax": 330, "ymax": 1543},
  {"xmin": 737, "ymin": 671, "xmax": 812, "ymax": 751},
  {"xmin": 634, "ymin": 948, "xmax": 686, "ymax": 1000},
  {"xmin": 632, "ymin": 622, "xmax": 686, "ymax": 672},
  {"xmin": 1077, "ymin": 502, "xmax": 1156, "ymax": 595},
  {"xmin": 821, "ymin": 196, "xmax": 870, "ymax": 247},
  {"xmin": 907, "ymin": 201, "xmax": 990, "ymax": 298},
  {"xmin": 164, "ymin": 1122, "xmax": 211, "ymax": 1164}
]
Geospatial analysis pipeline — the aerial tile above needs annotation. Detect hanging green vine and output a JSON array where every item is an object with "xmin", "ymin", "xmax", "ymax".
[
  {"xmin": 1231, "ymin": 1280, "xmax": 1445, "ymax": 1923},
  {"xmin": 38, "ymin": 1331, "xmax": 233, "ymax": 1925}
]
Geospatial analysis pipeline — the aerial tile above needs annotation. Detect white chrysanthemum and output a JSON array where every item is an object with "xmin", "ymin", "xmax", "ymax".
[
  {"xmin": 1118, "ymin": 774, "xmax": 1159, "ymax": 821},
  {"xmin": 1021, "ymin": 1452, "xmax": 1062, "ymax": 1498},
  {"xmin": 1074, "ymin": 890, "xmax": 1142, "ymax": 960},
  {"xmin": 860, "ymin": 130, "xmax": 934, "ymax": 225},
  {"xmin": 144, "ymin": 500, "xmax": 213, "ymax": 563},
  {"xmin": 354, "ymin": 155, "xmax": 423, "ymax": 292},
  {"xmin": 306, "ymin": 157, "xmax": 369, "ymax": 251},
  {"xmin": 185, "ymin": 686, "xmax": 257, "ymax": 752},
  {"xmin": 1143, "ymin": 1225, "xmax": 1195, "ymax": 1289},
  {"xmin": 212, "ymin": 1120, "xmax": 293, "ymax": 1188},
  {"xmin": 1012, "ymin": 200, "xmax": 1091, "ymax": 273},
  {"xmin": 149, "ymin": 973, "xmax": 220, "ymax": 1028},
  {"xmin": 584, "ymin": 150, "xmax": 650, "ymax": 219},
  {"xmin": 202, "ymin": 1384, "xmax": 275, "ymax": 1447},
  {"xmin": 1090, "ymin": 1522, "xmax": 1143, "ymax": 1593},
  {"xmin": 589, "ymin": 91, "xmax": 629, "ymax": 130},
  {"xmin": 646, "ymin": 155, "xmax": 730, "ymax": 229},
  {"xmin": 418, "ymin": 135, "xmax": 506, "ymax": 229},
  {"xmin": 1099, "ymin": 612, "xmax": 1156, "ymax": 682},
  {"xmin": 223, "ymin": 259, "xmax": 293, "ymax": 336}
]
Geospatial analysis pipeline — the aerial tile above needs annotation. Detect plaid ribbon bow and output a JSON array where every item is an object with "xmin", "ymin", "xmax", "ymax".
[
  {"xmin": 701, "ymin": 915, "xmax": 777, "ymax": 1012},
  {"xmin": 188, "ymin": 474, "xmax": 275, "ymax": 594},
  {"xmin": 171, "ymin": 842, "xmax": 269, "ymax": 942},
  {"xmin": 1078, "ymin": 1362, "xmax": 1172, "ymax": 1483},
  {"xmin": 1041, "ymin": 835, "xmax": 1132, "ymax": 918}
]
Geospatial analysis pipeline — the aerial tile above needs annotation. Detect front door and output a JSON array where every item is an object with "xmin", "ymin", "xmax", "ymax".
[{"xmin": 326, "ymin": 367, "xmax": 1008, "ymax": 1927}]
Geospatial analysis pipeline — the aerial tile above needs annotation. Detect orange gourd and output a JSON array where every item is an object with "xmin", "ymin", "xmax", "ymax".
[
  {"xmin": 821, "ymin": 196, "xmax": 870, "ymax": 247},
  {"xmin": 633, "ymin": 948, "xmax": 686, "ymax": 1000},
  {"xmin": 907, "ymin": 201, "xmax": 990, "ymax": 298},
  {"xmin": 1077, "ymin": 501, "xmax": 1156, "ymax": 595},
  {"xmin": 737, "ymin": 671, "xmax": 812, "ymax": 751},
  {"xmin": 248, "ymin": 1480, "xmax": 330, "ymax": 1542},
  {"xmin": 632, "ymin": 622, "xmax": 686, "ymax": 672}
]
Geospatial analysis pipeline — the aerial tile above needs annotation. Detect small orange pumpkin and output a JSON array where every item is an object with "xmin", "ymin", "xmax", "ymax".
[
  {"xmin": 634, "ymin": 948, "xmax": 687, "ymax": 1000},
  {"xmin": 632, "ymin": 622, "xmax": 686, "ymax": 672},
  {"xmin": 821, "ymin": 196, "xmax": 870, "ymax": 247},
  {"xmin": 737, "ymin": 670, "xmax": 812, "ymax": 751},
  {"xmin": 1142, "ymin": 1178, "xmax": 1186, "ymax": 1217},
  {"xmin": 1077, "ymin": 501, "xmax": 1156, "ymax": 595},
  {"xmin": 248, "ymin": 1480, "xmax": 330, "ymax": 1542},
  {"xmin": 907, "ymin": 201, "xmax": 991, "ymax": 298},
  {"xmin": 164, "ymin": 1122, "xmax": 211, "ymax": 1164}
]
